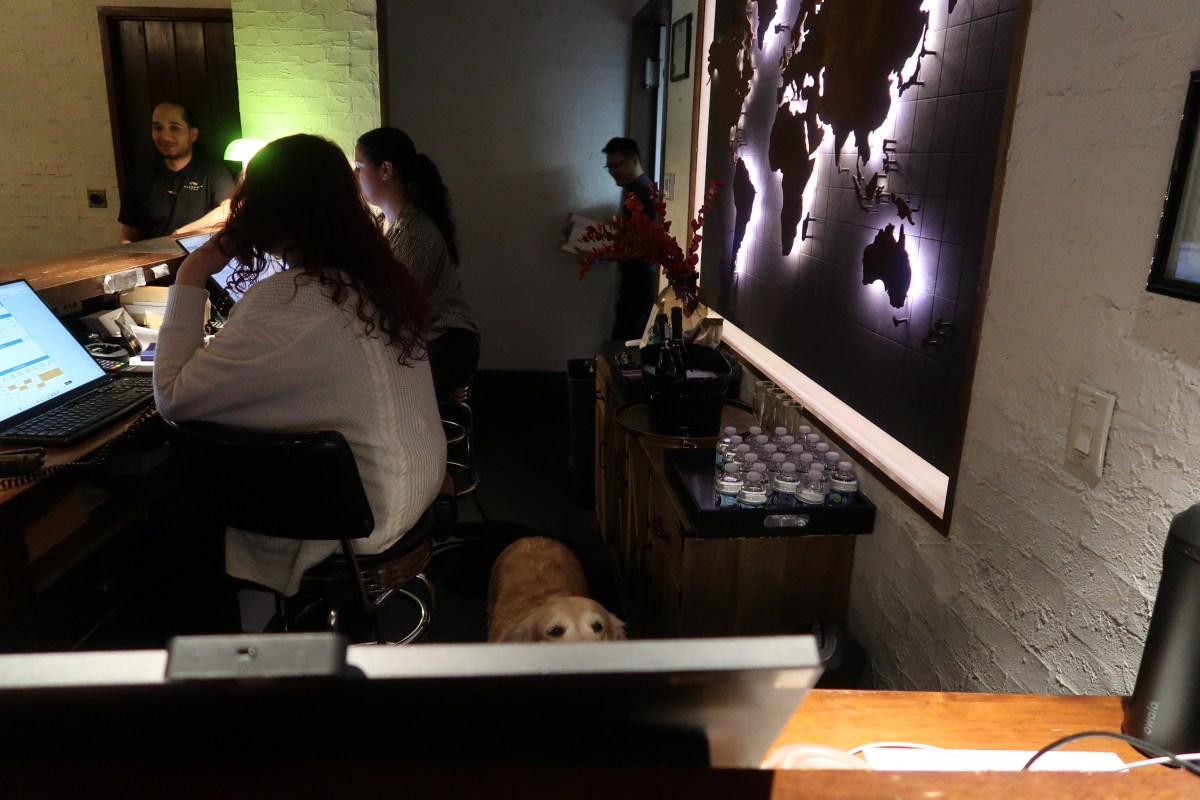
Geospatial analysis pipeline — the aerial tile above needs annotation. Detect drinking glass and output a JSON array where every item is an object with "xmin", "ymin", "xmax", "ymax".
[
  {"xmin": 782, "ymin": 400, "xmax": 805, "ymax": 435},
  {"xmin": 767, "ymin": 389, "xmax": 791, "ymax": 430},
  {"xmin": 753, "ymin": 380, "xmax": 776, "ymax": 425}
]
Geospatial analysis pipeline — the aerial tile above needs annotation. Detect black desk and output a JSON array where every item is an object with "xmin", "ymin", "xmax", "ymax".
[{"xmin": 0, "ymin": 409, "xmax": 178, "ymax": 647}]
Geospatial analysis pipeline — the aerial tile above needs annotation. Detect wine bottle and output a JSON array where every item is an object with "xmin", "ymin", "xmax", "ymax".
[
  {"xmin": 657, "ymin": 308, "xmax": 686, "ymax": 382},
  {"xmin": 650, "ymin": 312, "xmax": 668, "ymax": 345},
  {"xmin": 669, "ymin": 306, "xmax": 687, "ymax": 376}
]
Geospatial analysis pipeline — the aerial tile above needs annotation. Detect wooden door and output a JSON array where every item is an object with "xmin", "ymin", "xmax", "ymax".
[{"xmin": 100, "ymin": 9, "xmax": 241, "ymax": 199}]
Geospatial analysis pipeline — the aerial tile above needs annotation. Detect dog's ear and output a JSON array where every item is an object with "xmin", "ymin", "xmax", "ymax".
[
  {"xmin": 499, "ymin": 612, "xmax": 538, "ymax": 643},
  {"xmin": 605, "ymin": 612, "xmax": 628, "ymax": 640}
]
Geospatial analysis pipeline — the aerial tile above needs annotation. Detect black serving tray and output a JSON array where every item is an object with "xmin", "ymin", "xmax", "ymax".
[{"xmin": 665, "ymin": 448, "xmax": 876, "ymax": 539}]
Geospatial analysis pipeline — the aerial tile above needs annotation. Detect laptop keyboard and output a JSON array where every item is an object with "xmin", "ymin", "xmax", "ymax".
[{"xmin": 0, "ymin": 376, "xmax": 155, "ymax": 444}]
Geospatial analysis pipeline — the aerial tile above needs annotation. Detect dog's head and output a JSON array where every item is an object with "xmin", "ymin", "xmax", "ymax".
[{"xmin": 501, "ymin": 596, "xmax": 627, "ymax": 643}]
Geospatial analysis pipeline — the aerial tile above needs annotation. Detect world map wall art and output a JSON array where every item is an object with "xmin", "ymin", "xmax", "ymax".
[{"xmin": 699, "ymin": 0, "xmax": 1021, "ymax": 474}]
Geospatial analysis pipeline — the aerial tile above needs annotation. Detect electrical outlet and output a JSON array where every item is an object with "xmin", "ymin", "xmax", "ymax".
[{"xmin": 87, "ymin": 189, "xmax": 107, "ymax": 208}]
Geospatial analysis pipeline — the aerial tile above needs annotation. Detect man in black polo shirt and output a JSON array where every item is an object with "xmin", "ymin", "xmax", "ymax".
[
  {"xmin": 118, "ymin": 102, "xmax": 235, "ymax": 244},
  {"xmin": 603, "ymin": 137, "xmax": 659, "ymax": 342}
]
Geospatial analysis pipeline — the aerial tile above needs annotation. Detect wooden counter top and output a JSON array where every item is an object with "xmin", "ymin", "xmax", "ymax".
[
  {"xmin": 763, "ymin": 689, "xmax": 1196, "ymax": 799},
  {"xmin": 773, "ymin": 688, "xmax": 1141, "ymax": 756},
  {"xmin": 0, "ymin": 237, "xmax": 185, "ymax": 309}
]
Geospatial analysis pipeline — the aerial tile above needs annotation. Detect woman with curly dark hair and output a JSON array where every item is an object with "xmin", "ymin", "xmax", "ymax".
[
  {"xmin": 355, "ymin": 126, "xmax": 479, "ymax": 397},
  {"xmin": 154, "ymin": 133, "xmax": 446, "ymax": 597}
]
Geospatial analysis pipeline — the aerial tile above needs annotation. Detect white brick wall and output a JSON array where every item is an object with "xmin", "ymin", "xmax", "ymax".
[
  {"xmin": 231, "ymin": 0, "xmax": 379, "ymax": 157},
  {"xmin": 848, "ymin": 0, "xmax": 1200, "ymax": 694},
  {"xmin": 0, "ymin": 0, "xmax": 229, "ymax": 266}
]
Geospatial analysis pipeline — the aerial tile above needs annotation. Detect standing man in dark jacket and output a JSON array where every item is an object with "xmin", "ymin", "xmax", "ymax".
[{"xmin": 603, "ymin": 137, "xmax": 658, "ymax": 342}]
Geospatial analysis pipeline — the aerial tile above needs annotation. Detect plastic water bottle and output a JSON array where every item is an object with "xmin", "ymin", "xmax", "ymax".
[
  {"xmin": 804, "ymin": 433, "xmax": 821, "ymax": 455},
  {"xmin": 737, "ymin": 470, "xmax": 769, "ymax": 509},
  {"xmin": 797, "ymin": 466, "xmax": 829, "ymax": 507},
  {"xmin": 771, "ymin": 426, "xmax": 789, "ymax": 447},
  {"xmin": 794, "ymin": 451, "xmax": 815, "ymax": 475},
  {"xmin": 760, "ymin": 442, "xmax": 779, "ymax": 462},
  {"xmin": 827, "ymin": 461, "xmax": 859, "ymax": 507},
  {"xmin": 752, "ymin": 434, "xmax": 770, "ymax": 457},
  {"xmin": 824, "ymin": 452, "xmax": 841, "ymax": 473},
  {"xmin": 729, "ymin": 443, "xmax": 752, "ymax": 472},
  {"xmin": 767, "ymin": 451, "xmax": 788, "ymax": 480},
  {"xmin": 779, "ymin": 434, "xmax": 796, "ymax": 450},
  {"xmin": 772, "ymin": 463, "xmax": 802, "ymax": 508},
  {"xmin": 716, "ymin": 433, "xmax": 743, "ymax": 470},
  {"xmin": 815, "ymin": 442, "xmax": 830, "ymax": 461},
  {"xmin": 810, "ymin": 463, "xmax": 829, "ymax": 498},
  {"xmin": 715, "ymin": 427, "xmax": 739, "ymax": 468},
  {"xmin": 714, "ymin": 463, "xmax": 743, "ymax": 508},
  {"xmin": 796, "ymin": 425, "xmax": 812, "ymax": 441},
  {"xmin": 747, "ymin": 425, "xmax": 763, "ymax": 440},
  {"xmin": 739, "ymin": 452, "xmax": 762, "ymax": 478}
]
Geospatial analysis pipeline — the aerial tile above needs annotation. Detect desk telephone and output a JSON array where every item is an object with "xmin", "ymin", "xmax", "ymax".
[{"xmin": 0, "ymin": 447, "xmax": 45, "ymax": 477}]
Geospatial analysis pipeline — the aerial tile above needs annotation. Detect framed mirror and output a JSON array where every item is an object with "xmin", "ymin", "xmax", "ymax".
[{"xmin": 1147, "ymin": 71, "xmax": 1200, "ymax": 301}]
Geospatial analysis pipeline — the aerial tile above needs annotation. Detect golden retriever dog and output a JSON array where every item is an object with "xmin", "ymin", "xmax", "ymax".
[{"xmin": 487, "ymin": 536, "xmax": 626, "ymax": 643}]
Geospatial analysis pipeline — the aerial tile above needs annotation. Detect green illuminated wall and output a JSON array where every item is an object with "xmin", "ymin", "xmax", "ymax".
[{"xmin": 231, "ymin": 0, "xmax": 381, "ymax": 157}]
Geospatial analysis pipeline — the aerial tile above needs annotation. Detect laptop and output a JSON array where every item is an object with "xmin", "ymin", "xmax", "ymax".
[
  {"xmin": 0, "ymin": 280, "xmax": 154, "ymax": 445},
  {"xmin": 177, "ymin": 231, "xmax": 282, "ymax": 316}
]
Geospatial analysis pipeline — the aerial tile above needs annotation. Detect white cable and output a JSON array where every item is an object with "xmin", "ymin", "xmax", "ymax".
[
  {"xmin": 1116, "ymin": 753, "xmax": 1200, "ymax": 772},
  {"xmin": 847, "ymin": 740, "xmax": 978, "ymax": 766},
  {"xmin": 761, "ymin": 744, "xmax": 870, "ymax": 770}
]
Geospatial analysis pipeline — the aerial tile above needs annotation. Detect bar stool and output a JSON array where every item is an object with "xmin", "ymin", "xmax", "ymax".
[
  {"xmin": 165, "ymin": 419, "xmax": 439, "ymax": 644},
  {"xmin": 290, "ymin": 510, "xmax": 436, "ymax": 644},
  {"xmin": 440, "ymin": 380, "xmax": 487, "ymax": 522}
]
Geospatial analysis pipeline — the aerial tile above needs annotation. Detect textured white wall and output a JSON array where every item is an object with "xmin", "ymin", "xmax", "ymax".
[
  {"xmin": 847, "ymin": 0, "xmax": 1200, "ymax": 693},
  {"xmin": 662, "ymin": 0, "xmax": 699, "ymax": 253},
  {"xmin": 231, "ymin": 0, "xmax": 380, "ymax": 155},
  {"xmin": 0, "ymin": 0, "xmax": 230, "ymax": 266},
  {"xmin": 385, "ymin": 0, "xmax": 632, "ymax": 371}
]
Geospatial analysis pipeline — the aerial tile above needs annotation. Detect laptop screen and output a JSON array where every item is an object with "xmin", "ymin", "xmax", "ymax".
[
  {"xmin": 177, "ymin": 231, "xmax": 282, "ymax": 305},
  {"xmin": 0, "ymin": 280, "xmax": 106, "ymax": 425}
]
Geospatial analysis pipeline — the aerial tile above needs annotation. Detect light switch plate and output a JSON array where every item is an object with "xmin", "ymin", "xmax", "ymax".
[{"xmin": 1064, "ymin": 382, "xmax": 1116, "ymax": 483}]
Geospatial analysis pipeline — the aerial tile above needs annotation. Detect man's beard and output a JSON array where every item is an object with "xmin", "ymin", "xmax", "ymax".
[{"xmin": 159, "ymin": 143, "xmax": 192, "ymax": 161}]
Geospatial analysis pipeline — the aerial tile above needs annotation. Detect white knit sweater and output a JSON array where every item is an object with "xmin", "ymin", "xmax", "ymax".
[{"xmin": 154, "ymin": 274, "xmax": 445, "ymax": 595}]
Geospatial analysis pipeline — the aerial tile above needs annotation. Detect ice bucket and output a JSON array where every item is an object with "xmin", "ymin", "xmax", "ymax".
[{"xmin": 640, "ymin": 343, "xmax": 733, "ymax": 437}]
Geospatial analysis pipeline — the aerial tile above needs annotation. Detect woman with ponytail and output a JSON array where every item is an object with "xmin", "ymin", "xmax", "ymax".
[{"xmin": 355, "ymin": 127, "xmax": 479, "ymax": 397}]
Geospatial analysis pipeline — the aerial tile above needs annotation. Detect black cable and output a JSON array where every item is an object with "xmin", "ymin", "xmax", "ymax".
[
  {"xmin": 0, "ymin": 406, "xmax": 159, "ymax": 491},
  {"xmin": 1021, "ymin": 730, "xmax": 1200, "ymax": 776}
]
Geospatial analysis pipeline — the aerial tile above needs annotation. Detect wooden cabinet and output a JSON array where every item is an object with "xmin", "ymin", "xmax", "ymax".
[{"xmin": 594, "ymin": 353, "xmax": 865, "ymax": 639}]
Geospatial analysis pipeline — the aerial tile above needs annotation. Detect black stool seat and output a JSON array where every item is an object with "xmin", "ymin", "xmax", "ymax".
[
  {"xmin": 303, "ymin": 508, "xmax": 435, "ymax": 594},
  {"xmin": 165, "ymin": 419, "xmax": 442, "ymax": 644}
]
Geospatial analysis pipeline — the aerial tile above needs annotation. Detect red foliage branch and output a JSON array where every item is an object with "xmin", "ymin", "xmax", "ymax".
[{"xmin": 577, "ymin": 181, "xmax": 724, "ymax": 311}]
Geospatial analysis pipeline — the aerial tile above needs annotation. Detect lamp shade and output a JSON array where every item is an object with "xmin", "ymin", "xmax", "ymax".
[{"xmin": 223, "ymin": 138, "xmax": 266, "ymax": 166}]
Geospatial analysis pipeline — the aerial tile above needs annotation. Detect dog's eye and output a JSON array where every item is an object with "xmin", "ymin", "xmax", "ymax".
[
  {"xmin": 591, "ymin": 621, "xmax": 605, "ymax": 633},
  {"xmin": 546, "ymin": 625, "xmax": 565, "ymax": 638}
]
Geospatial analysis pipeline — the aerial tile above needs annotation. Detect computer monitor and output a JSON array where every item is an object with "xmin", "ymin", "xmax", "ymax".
[
  {"xmin": 176, "ymin": 232, "xmax": 283, "ymax": 316},
  {"xmin": 0, "ymin": 634, "xmax": 822, "ymax": 768}
]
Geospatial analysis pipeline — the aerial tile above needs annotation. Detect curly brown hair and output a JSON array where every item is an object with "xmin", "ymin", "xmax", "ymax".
[{"xmin": 219, "ymin": 133, "xmax": 431, "ymax": 363}]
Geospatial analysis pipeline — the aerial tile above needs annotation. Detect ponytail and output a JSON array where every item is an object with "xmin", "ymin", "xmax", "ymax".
[{"xmin": 407, "ymin": 154, "xmax": 460, "ymax": 265}]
